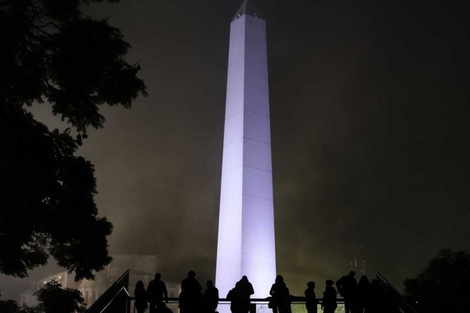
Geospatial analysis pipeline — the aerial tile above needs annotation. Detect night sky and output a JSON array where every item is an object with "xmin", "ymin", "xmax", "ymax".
[{"xmin": 2, "ymin": 0, "xmax": 470, "ymax": 300}]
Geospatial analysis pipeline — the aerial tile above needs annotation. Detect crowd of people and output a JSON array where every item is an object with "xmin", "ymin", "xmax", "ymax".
[
  {"xmin": 134, "ymin": 271, "xmax": 219, "ymax": 313},
  {"xmin": 133, "ymin": 270, "xmax": 394, "ymax": 313},
  {"xmin": 334, "ymin": 270, "xmax": 395, "ymax": 313},
  {"xmin": 269, "ymin": 270, "xmax": 396, "ymax": 313}
]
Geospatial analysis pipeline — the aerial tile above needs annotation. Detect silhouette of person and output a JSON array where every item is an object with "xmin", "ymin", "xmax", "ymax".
[
  {"xmin": 321, "ymin": 280, "xmax": 337, "ymax": 313},
  {"xmin": 356, "ymin": 275, "xmax": 370, "ymax": 313},
  {"xmin": 269, "ymin": 275, "xmax": 291, "ymax": 313},
  {"xmin": 147, "ymin": 273, "xmax": 168, "ymax": 313},
  {"xmin": 158, "ymin": 302, "xmax": 174, "ymax": 313},
  {"xmin": 135, "ymin": 280, "xmax": 149, "ymax": 313},
  {"xmin": 304, "ymin": 281, "xmax": 317, "ymax": 313},
  {"xmin": 179, "ymin": 270, "xmax": 203, "ymax": 313},
  {"xmin": 233, "ymin": 276, "xmax": 254, "ymax": 313},
  {"xmin": 202, "ymin": 280, "xmax": 219, "ymax": 313},
  {"xmin": 227, "ymin": 288, "xmax": 239, "ymax": 313},
  {"xmin": 336, "ymin": 271, "xmax": 357, "ymax": 313}
]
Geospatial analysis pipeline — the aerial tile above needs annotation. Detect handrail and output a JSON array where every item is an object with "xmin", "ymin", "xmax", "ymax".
[
  {"xmin": 376, "ymin": 271, "xmax": 418, "ymax": 313},
  {"xmin": 86, "ymin": 269, "xmax": 130, "ymax": 313},
  {"xmin": 110, "ymin": 271, "xmax": 430, "ymax": 313},
  {"xmin": 127, "ymin": 297, "xmax": 346, "ymax": 304}
]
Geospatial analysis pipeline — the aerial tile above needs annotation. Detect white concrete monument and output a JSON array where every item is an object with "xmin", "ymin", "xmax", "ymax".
[{"xmin": 215, "ymin": 0, "xmax": 276, "ymax": 300}]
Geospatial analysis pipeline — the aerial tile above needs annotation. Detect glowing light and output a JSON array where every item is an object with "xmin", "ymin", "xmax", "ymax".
[{"xmin": 216, "ymin": 11, "xmax": 276, "ymax": 301}]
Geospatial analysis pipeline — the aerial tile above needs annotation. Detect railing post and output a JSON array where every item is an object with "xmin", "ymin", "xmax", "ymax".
[{"xmin": 249, "ymin": 303, "xmax": 256, "ymax": 313}]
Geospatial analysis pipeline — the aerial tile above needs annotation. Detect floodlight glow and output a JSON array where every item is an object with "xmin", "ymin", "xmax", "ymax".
[{"xmin": 216, "ymin": 8, "xmax": 276, "ymax": 302}]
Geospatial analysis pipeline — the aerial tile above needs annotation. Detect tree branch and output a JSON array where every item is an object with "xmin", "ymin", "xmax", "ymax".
[{"xmin": 0, "ymin": 0, "xmax": 13, "ymax": 8}]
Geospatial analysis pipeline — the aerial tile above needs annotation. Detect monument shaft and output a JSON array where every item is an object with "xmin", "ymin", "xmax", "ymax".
[{"xmin": 215, "ymin": 2, "xmax": 276, "ymax": 299}]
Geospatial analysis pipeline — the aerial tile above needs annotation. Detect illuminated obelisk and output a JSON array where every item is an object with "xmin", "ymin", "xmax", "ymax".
[{"xmin": 215, "ymin": 0, "xmax": 276, "ymax": 300}]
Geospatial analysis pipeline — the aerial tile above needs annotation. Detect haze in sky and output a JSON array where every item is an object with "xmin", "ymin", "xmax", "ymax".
[{"xmin": 1, "ymin": 0, "xmax": 469, "ymax": 302}]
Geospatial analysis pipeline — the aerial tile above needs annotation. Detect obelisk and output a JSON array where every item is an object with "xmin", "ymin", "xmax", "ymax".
[{"xmin": 215, "ymin": 0, "xmax": 276, "ymax": 300}]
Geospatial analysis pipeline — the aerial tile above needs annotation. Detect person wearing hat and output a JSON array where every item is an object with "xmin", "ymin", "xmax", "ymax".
[{"xmin": 305, "ymin": 281, "xmax": 317, "ymax": 313}]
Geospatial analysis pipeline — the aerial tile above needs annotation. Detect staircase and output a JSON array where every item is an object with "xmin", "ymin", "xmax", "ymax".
[
  {"xmin": 86, "ymin": 270, "xmax": 131, "ymax": 313},
  {"xmin": 376, "ymin": 272, "xmax": 418, "ymax": 313}
]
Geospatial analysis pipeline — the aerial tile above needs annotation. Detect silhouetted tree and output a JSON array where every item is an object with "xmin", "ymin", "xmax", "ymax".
[
  {"xmin": 0, "ymin": 292, "xmax": 39, "ymax": 313},
  {"xmin": 0, "ymin": 0, "xmax": 146, "ymax": 280},
  {"xmin": 0, "ymin": 298, "xmax": 21, "ymax": 313},
  {"xmin": 35, "ymin": 281, "xmax": 86, "ymax": 313},
  {"xmin": 403, "ymin": 249, "xmax": 470, "ymax": 313}
]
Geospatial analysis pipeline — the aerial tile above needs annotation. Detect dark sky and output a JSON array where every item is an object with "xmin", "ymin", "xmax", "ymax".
[{"xmin": 2, "ymin": 0, "xmax": 470, "ymax": 300}]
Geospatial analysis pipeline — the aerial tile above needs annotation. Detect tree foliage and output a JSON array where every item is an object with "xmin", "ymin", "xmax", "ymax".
[
  {"xmin": 0, "ymin": 292, "xmax": 39, "ymax": 313},
  {"xmin": 403, "ymin": 249, "xmax": 470, "ymax": 313},
  {"xmin": 1, "ymin": 281, "xmax": 87, "ymax": 313},
  {"xmin": 35, "ymin": 281, "xmax": 86, "ymax": 313},
  {"xmin": 0, "ymin": 302, "xmax": 39, "ymax": 313},
  {"xmin": 0, "ymin": 299, "xmax": 22, "ymax": 313},
  {"xmin": 0, "ymin": 0, "xmax": 147, "ymax": 280}
]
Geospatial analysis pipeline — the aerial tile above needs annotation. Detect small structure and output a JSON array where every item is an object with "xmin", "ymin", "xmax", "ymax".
[{"xmin": 20, "ymin": 254, "xmax": 180, "ymax": 309}]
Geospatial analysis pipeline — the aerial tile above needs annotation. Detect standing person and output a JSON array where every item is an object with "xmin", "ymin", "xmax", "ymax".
[
  {"xmin": 356, "ymin": 275, "xmax": 370, "ymax": 313},
  {"xmin": 269, "ymin": 275, "xmax": 291, "ymax": 313},
  {"xmin": 304, "ymin": 281, "xmax": 317, "ymax": 313},
  {"xmin": 147, "ymin": 273, "xmax": 168, "ymax": 313},
  {"xmin": 179, "ymin": 270, "xmax": 203, "ymax": 313},
  {"xmin": 135, "ymin": 280, "xmax": 149, "ymax": 313},
  {"xmin": 336, "ymin": 271, "xmax": 357, "ymax": 313},
  {"xmin": 321, "ymin": 280, "xmax": 337, "ymax": 313},
  {"xmin": 234, "ymin": 276, "xmax": 254, "ymax": 313},
  {"xmin": 202, "ymin": 280, "xmax": 219, "ymax": 313},
  {"xmin": 227, "ymin": 288, "xmax": 238, "ymax": 313}
]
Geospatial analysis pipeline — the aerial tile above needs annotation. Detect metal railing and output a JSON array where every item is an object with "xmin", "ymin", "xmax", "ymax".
[
  {"xmin": 376, "ymin": 272, "xmax": 418, "ymax": 313},
  {"xmin": 86, "ymin": 270, "xmax": 131, "ymax": 313},
  {"xmin": 127, "ymin": 297, "xmax": 346, "ymax": 313},
  {"xmin": 89, "ymin": 270, "xmax": 415, "ymax": 313}
]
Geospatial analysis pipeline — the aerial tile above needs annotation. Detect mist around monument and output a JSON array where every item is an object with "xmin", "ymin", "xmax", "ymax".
[{"xmin": 1, "ymin": 0, "xmax": 470, "ymax": 311}]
